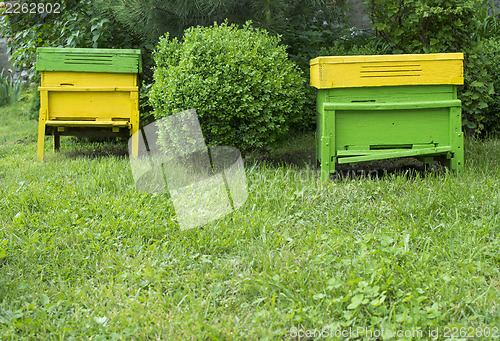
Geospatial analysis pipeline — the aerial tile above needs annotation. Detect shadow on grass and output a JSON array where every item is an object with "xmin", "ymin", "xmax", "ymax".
[
  {"xmin": 329, "ymin": 158, "xmax": 449, "ymax": 181},
  {"xmin": 245, "ymin": 148, "xmax": 316, "ymax": 167},
  {"xmin": 243, "ymin": 130, "xmax": 317, "ymax": 167},
  {"xmin": 58, "ymin": 132, "xmax": 452, "ymax": 180},
  {"xmin": 59, "ymin": 138, "xmax": 129, "ymax": 159},
  {"xmin": 245, "ymin": 131, "xmax": 451, "ymax": 180},
  {"xmin": 245, "ymin": 133, "xmax": 450, "ymax": 182},
  {"xmin": 62, "ymin": 148, "xmax": 128, "ymax": 159}
]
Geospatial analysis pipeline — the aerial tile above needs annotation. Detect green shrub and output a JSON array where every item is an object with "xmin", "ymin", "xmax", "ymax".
[
  {"xmin": 460, "ymin": 42, "xmax": 494, "ymax": 135},
  {"xmin": 480, "ymin": 37, "xmax": 500, "ymax": 133},
  {"xmin": 366, "ymin": 0, "xmax": 493, "ymax": 135},
  {"xmin": 28, "ymin": 88, "xmax": 40, "ymax": 120},
  {"xmin": 149, "ymin": 21, "xmax": 307, "ymax": 153},
  {"xmin": 139, "ymin": 82, "xmax": 155, "ymax": 127}
]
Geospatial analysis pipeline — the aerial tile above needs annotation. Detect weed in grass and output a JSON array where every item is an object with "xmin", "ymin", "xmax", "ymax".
[{"xmin": 0, "ymin": 70, "xmax": 22, "ymax": 107}]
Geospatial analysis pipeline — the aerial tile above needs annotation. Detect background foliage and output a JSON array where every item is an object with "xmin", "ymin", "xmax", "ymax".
[
  {"xmin": 365, "ymin": 0, "xmax": 499, "ymax": 135},
  {"xmin": 0, "ymin": 0, "xmax": 140, "ymax": 82},
  {"xmin": 481, "ymin": 37, "xmax": 500, "ymax": 133},
  {"xmin": 1, "ymin": 0, "xmax": 349, "ymax": 130},
  {"xmin": 3, "ymin": 0, "xmax": 500, "ymax": 134},
  {"xmin": 149, "ymin": 22, "xmax": 307, "ymax": 153},
  {"xmin": 102, "ymin": 0, "xmax": 349, "ymax": 131},
  {"xmin": 99, "ymin": 0, "xmax": 348, "ymax": 47},
  {"xmin": 1, "ymin": 0, "xmax": 348, "ymax": 83}
]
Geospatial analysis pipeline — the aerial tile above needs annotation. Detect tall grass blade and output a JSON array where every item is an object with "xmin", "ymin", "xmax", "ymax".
[{"xmin": 0, "ymin": 69, "xmax": 22, "ymax": 107}]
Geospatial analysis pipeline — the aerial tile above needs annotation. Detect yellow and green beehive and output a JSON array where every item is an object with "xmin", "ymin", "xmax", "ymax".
[
  {"xmin": 310, "ymin": 53, "xmax": 464, "ymax": 181},
  {"xmin": 36, "ymin": 47, "xmax": 142, "ymax": 161}
]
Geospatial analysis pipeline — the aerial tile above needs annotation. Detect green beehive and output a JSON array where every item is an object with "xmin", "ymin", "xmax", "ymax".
[{"xmin": 310, "ymin": 53, "xmax": 465, "ymax": 181}]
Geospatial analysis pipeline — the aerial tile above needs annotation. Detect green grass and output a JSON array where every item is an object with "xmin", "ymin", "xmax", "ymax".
[{"xmin": 0, "ymin": 97, "xmax": 499, "ymax": 340}]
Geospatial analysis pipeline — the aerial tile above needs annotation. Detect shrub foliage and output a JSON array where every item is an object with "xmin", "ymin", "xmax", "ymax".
[
  {"xmin": 149, "ymin": 22, "xmax": 307, "ymax": 153},
  {"xmin": 481, "ymin": 37, "xmax": 500, "ymax": 133},
  {"xmin": 366, "ymin": 0, "xmax": 495, "ymax": 134}
]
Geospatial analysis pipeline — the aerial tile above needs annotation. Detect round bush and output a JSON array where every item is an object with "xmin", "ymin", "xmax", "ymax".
[{"xmin": 149, "ymin": 21, "xmax": 307, "ymax": 153}]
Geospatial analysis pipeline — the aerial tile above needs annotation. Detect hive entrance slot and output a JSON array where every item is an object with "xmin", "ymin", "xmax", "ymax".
[
  {"xmin": 360, "ymin": 64, "xmax": 422, "ymax": 78},
  {"xmin": 351, "ymin": 99, "xmax": 375, "ymax": 103},
  {"xmin": 63, "ymin": 54, "xmax": 114, "ymax": 66},
  {"xmin": 370, "ymin": 145, "xmax": 412, "ymax": 150}
]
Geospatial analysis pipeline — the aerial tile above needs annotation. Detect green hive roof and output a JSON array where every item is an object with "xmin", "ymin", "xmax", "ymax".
[{"xmin": 36, "ymin": 48, "xmax": 142, "ymax": 73}]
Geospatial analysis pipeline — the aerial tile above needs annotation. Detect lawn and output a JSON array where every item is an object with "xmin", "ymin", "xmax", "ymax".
[{"xmin": 0, "ymin": 95, "xmax": 499, "ymax": 340}]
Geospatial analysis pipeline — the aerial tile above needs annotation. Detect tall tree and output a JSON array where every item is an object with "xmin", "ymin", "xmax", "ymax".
[{"xmin": 99, "ymin": 0, "xmax": 348, "ymax": 45}]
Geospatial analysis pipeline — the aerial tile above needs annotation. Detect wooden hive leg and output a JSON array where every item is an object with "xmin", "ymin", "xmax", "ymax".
[
  {"xmin": 37, "ymin": 90, "xmax": 49, "ymax": 161},
  {"xmin": 420, "ymin": 156, "xmax": 434, "ymax": 171},
  {"xmin": 36, "ymin": 116, "xmax": 46, "ymax": 162},
  {"xmin": 320, "ymin": 136, "xmax": 333, "ymax": 182},
  {"xmin": 130, "ymin": 90, "xmax": 140, "ymax": 158},
  {"xmin": 54, "ymin": 132, "xmax": 60, "ymax": 152},
  {"xmin": 449, "ymin": 106, "xmax": 464, "ymax": 173},
  {"xmin": 320, "ymin": 107, "xmax": 336, "ymax": 182},
  {"xmin": 130, "ymin": 128, "xmax": 139, "ymax": 158},
  {"xmin": 455, "ymin": 132, "xmax": 465, "ymax": 173}
]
